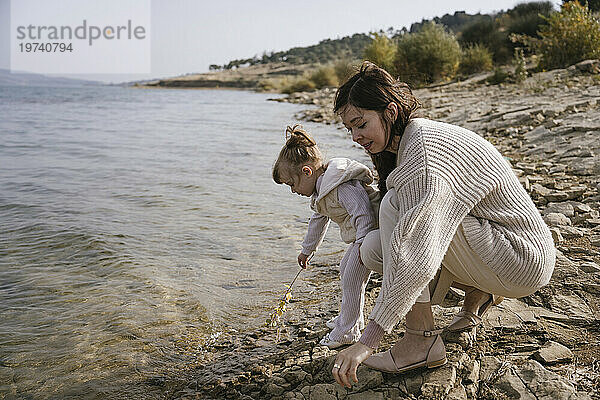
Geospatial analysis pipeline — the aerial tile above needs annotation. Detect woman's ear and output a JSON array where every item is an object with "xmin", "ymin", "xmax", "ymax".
[
  {"xmin": 385, "ymin": 102, "xmax": 399, "ymax": 122},
  {"xmin": 302, "ymin": 165, "xmax": 313, "ymax": 176}
]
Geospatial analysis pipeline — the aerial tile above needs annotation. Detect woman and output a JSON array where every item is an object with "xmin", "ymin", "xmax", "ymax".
[{"xmin": 330, "ymin": 62, "xmax": 555, "ymax": 388}]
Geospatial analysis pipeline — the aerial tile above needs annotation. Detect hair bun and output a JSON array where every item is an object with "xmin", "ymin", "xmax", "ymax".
[{"xmin": 285, "ymin": 124, "xmax": 316, "ymax": 147}]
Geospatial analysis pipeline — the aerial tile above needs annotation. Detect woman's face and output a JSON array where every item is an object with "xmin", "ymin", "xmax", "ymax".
[{"xmin": 340, "ymin": 105, "xmax": 390, "ymax": 154}]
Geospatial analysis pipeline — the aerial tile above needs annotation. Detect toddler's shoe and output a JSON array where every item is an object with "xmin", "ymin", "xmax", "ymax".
[{"xmin": 319, "ymin": 332, "xmax": 357, "ymax": 349}]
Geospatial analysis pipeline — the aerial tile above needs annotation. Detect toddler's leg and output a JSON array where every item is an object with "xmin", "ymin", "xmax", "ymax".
[{"xmin": 329, "ymin": 242, "xmax": 371, "ymax": 342}]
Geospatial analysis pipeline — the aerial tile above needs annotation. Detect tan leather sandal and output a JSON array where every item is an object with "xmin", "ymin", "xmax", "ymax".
[
  {"xmin": 445, "ymin": 293, "xmax": 504, "ymax": 333},
  {"xmin": 362, "ymin": 327, "xmax": 447, "ymax": 373}
]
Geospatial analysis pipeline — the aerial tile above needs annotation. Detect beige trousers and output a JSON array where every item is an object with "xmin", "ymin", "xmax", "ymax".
[{"xmin": 360, "ymin": 190, "xmax": 537, "ymax": 304}]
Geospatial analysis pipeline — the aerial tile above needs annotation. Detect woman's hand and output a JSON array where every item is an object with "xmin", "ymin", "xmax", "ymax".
[{"xmin": 332, "ymin": 342, "xmax": 373, "ymax": 388}]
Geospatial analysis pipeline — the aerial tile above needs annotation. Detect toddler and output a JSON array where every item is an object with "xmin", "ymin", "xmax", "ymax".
[{"xmin": 272, "ymin": 125, "xmax": 379, "ymax": 348}]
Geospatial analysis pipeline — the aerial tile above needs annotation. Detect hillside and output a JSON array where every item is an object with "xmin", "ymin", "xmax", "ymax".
[{"xmin": 0, "ymin": 69, "xmax": 101, "ymax": 87}]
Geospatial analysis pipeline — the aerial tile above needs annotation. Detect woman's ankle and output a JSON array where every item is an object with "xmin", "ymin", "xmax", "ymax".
[
  {"xmin": 462, "ymin": 288, "xmax": 490, "ymax": 313},
  {"xmin": 405, "ymin": 301, "xmax": 435, "ymax": 331}
]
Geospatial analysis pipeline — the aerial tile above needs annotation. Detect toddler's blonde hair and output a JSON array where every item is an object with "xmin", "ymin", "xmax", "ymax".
[{"xmin": 272, "ymin": 125, "xmax": 323, "ymax": 184}]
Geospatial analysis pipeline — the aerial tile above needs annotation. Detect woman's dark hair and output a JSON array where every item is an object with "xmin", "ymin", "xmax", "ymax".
[{"xmin": 334, "ymin": 61, "xmax": 421, "ymax": 196}]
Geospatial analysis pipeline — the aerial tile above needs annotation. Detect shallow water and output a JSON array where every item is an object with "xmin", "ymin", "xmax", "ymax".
[{"xmin": 0, "ymin": 85, "xmax": 371, "ymax": 398}]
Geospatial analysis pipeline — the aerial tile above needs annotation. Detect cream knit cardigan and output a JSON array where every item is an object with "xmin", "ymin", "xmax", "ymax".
[{"xmin": 370, "ymin": 118, "xmax": 556, "ymax": 332}]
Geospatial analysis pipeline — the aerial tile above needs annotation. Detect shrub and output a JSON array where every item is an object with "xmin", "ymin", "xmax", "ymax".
[
  {"xmin": 513, "ymin": 48, "xmax": 528, "ymax": 82},
  {"xmin": 309, "ymin": 65, "xmax": 338, "ymax": 89},
  {"xmin": 519, "ymin": 1, "xmax": 600, "ymax": 70},
  {"xmin": 459, "ymin": 18, "xmax": 512, "ymax": 63},
  {"xmin": 395, "ymin": 22, "xmax": 461, "ymax": 85},
  {"xmin": 563, "ymin": 0, "xmax": 600, "ymax": 12},
  {"xmin": 459, "ymin": 44, "xmax": 494, "ymax": 75},
  {"xmin": 507, "ymin": 1, "xmax": 555, "ymax": 38},
  {"xmin": 282, "ymin": 77, "xmax": 315, "ymax": 94},
  {"xmin": 333, "ymin": 59, "xmax": 358, "ymax": 83},
  {"xmin": 487, "ymin": 67, "xmax": 510, "ymax": 84},
  {"xmin": 363, "ymin": 33, "xmax": 397, "ymax": 76}
]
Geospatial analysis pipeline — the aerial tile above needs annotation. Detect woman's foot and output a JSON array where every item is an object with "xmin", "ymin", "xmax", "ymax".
[
  {"xmin": 445, "ymin": 287, "xmax": 503, "ymax": 332},
  {"xmin": 363, "ymin": 302, "xmax": 446, "ymax": 373},
  {"xmin": 363, "ymin": 327, "xmax": 446, "ymax": 373}
]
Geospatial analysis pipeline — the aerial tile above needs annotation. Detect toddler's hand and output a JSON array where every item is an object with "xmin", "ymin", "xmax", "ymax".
[{"xmin": 298, "ymin": 253, "xmax": 310, "ymax": 269}]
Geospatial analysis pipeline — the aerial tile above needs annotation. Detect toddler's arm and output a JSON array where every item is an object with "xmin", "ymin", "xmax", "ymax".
[
  {"xmin": 299, "ymin": 212, "xmax": 330, "ymax": 267},
  {"xmin": 337, "ymin": 181, "xmax": 377, "ymax": 245}
]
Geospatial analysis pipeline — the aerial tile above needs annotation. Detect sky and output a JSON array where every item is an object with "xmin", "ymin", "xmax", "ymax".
[{"xmin": 0, "ymin": 0, "xmax": 563, "ymax": 83}]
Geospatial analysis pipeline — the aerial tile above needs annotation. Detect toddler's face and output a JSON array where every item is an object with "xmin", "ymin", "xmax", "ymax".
[
  {"xmin": 280, "ymin": 168, "xmax": 316, "ymax": 197},
  {"xmin": 340, "ymin": 105, "xmax": 389, "ymax": 154}
]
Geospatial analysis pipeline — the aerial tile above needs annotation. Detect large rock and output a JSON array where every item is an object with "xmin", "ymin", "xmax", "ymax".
[
  {"xmin": 300, "ymin": 383, "xmax": 344, "ymax": 400},
  {"xmin": 484, "ymin": 298, "xmax": 537, "ymax": 330},
  {"xmin": 347, "ymin": 391, "xmax": 384, "ymax": 400},
  {"xmin": 347, "ymin": 366, "xmax": 383, "ymax": 393},
  {"xmin": 420, "ymin": 364, "xmax": 457, "ymax": 398},
  {"xmin": 548, "ymin": 293, "xmax": 593, "ymax": 320},
  {"xmin": 544, "ymin": 191, "xmax": 570, "ymax": 202},
  {"xmin": 575, "ymin": 59, "xmax": 600, "ymax": 74},
  {"xmin": 533, "ymin": 341, "xmax": 574, "ymax": 365},
  {"xmin": 446, "ymin": 383, "xmax": 468, "ymax": 400},
  {"xmin": 514, "ymin": 360, "xmax": 578, "ymax": 400},
  {"xmin": 542, "ymin": 202, "xmax": 575, "ymax": 217},
  {"xmin": 579, "ymin": 261, "xmax": 600, "ymax": 273},
  {"xmin": 543, "ymin": 212, "xmax": 571, "ymax": 227},
  {"xmin": 482, "ymin": 357, "xmax": 579, "ymax": 400},
  {"xmin": 558, "ymin": 225, "xmax": 585, "ymax": 239}
]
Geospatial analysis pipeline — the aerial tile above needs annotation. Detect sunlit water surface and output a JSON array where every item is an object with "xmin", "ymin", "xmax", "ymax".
[{"xmin": 0, "ymin": 85, "xmax": 371, "ymax": 398}]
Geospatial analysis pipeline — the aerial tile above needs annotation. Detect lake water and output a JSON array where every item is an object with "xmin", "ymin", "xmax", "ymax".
[{"xmin": 0, "ymin": 85, "xmax": 371, "ymax": 398}]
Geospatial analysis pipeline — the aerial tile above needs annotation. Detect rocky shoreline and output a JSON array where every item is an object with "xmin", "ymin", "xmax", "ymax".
[
  {"xmin": 169, "ymin": 62, "xmax": 600, "ymax": 399},
  {"xmin": 138, "ymin": 63, "xmax": 310, "ymax": 90}
]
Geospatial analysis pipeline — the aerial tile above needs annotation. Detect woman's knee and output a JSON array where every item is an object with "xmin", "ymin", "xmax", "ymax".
[{"xmin": 360, "ymin": 230, "xmax": 383, "ymax": 274}]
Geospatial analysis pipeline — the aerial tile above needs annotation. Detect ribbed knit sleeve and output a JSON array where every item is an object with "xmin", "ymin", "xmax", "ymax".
[
  {"xmin": 370, "ymin": 171, "xmax": 470, "ymax": 332},
  {"xmin": 301, "ymin": 213, "xmax": 330, "ymax": 256}
]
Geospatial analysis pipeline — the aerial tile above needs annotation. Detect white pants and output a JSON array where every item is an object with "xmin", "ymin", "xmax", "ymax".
[{"xmin": 360, "ymin": 190, "xmax": 537, "ymax": 305}]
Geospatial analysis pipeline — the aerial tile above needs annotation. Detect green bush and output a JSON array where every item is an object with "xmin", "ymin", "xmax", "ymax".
[
  {"xmin": 395, "ymin": 22, "xmax": 461, "ymax": 85},
  {"xmin": 507, "ymin": 1, "xmax": 555, "ymax": 38},
  {"xmin": 459, "ymin": 18, "xmax": 512, "ymax": 63},
  {"xmin": 459, "ymin": 44, "xmax": 494, "ymax": 75},
  {"xmin": 525, "ymin": 2, "xmax": 600, "ymax": 70},
  {"xmin": 309, "ymin": 65, "xmax": 338, "ymax": 89},
  {"xmin": 364, "ymin": 33, "xmax": 397, "ymax": 76},
  {"xmin": 333, "ymin": 59, "xmax": 357, "ymax": 83},
  {"xmin": 487, "ymin": 67, "xmax": 510, "ymax": 84},
  {"xmin": 282, "ymin": 77, "xmax": 316, "ymax": 94},
  {"xmin": 563, "ymin": 0, "xmax": 600, "ymax": 12}
]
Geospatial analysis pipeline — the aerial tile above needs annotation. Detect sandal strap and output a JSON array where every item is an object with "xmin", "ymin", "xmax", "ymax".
[
  {"xmin": 405, "ymin": 327, "xmax": 444, "ymax": 337},
  {"xmin": 455, "ymin": 310, "xmax": 482, "ymax": 323}
]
